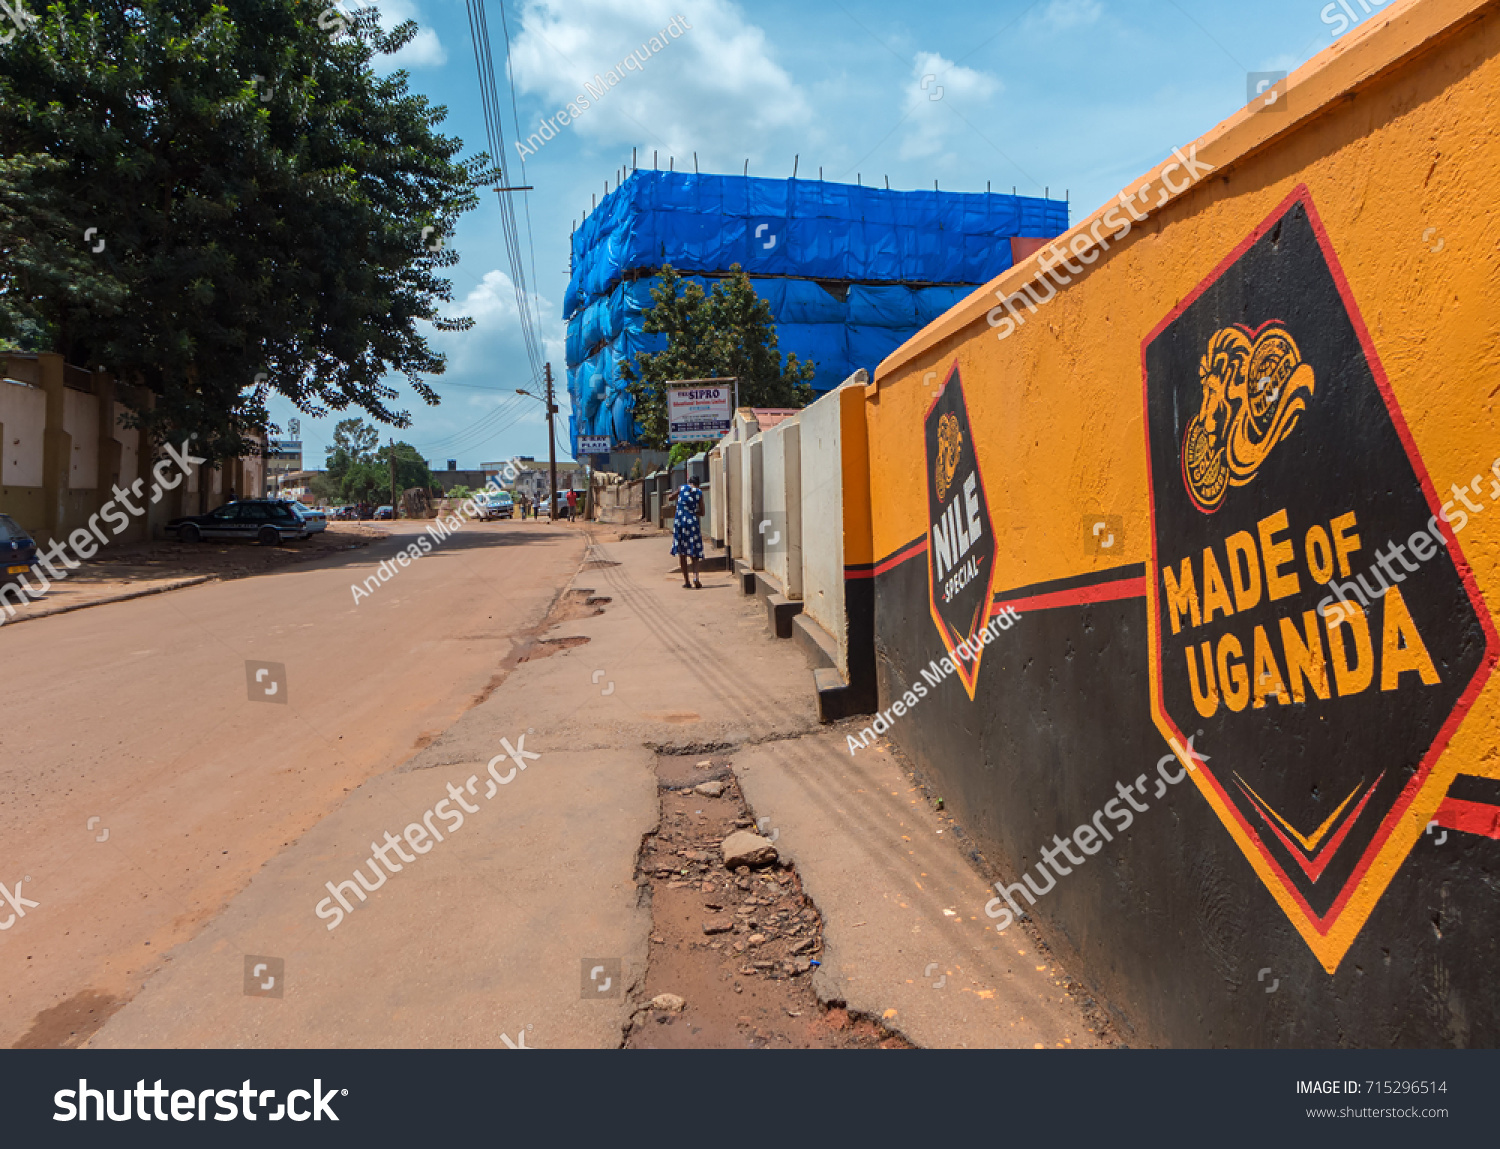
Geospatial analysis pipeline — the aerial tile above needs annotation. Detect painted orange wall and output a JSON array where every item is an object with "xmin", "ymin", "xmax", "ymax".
[{"xmin": 866, "ymin": 0, "xmax": 1500, "ymax": 980}]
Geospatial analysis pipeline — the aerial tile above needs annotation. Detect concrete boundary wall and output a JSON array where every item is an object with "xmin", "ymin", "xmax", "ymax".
[
  {"xmin": 1, "ymin": 379, "xmax": 46, "ymax": 486},
  {"xmin": 723, "ymin": 441, "xmax": 743, "ymax": 560},
  {"xmin": 708, "ymin": 450, "xmax": 726, "ymax": 545},
  {"xmin": 797, "ymin": 389, "xmax": 847, "ymax": 660},
  {"xmin": 0, "ymin": 353, "xmax": 266, "ymax": 548},
  {"xmin": 712, "ymin": 376, "xmax": 878, "ymax": 713},
  {"xmin": 739, "ymin": 437, "xmax": 764, "ymax": 571},
  {"xmin": 782, "ymin": 422, "xmax": 803, "ymax": 600},
  {"xmin": 862, "ymin": 0, "xmax": 1500, "ymax": 1047},
  {"xmin": 761, "ymin": 421, "xmax": 791, "ymax": 592}
]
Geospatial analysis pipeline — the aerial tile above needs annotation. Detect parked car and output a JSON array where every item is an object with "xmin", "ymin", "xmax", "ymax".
[
  {"xmin": 169, "ymin": 500, "xmax": 311, "ymax": 545},
  {"xmin": 290, "ymin": 504, "xmax": 328, "ymax": 534},
  {"xmin": 0, "ymin": 513, "xmax": 38, "ymax": 587},
  {"xmin": 374, "ymin": 505, "xmax": 394, "ymax": 520}
]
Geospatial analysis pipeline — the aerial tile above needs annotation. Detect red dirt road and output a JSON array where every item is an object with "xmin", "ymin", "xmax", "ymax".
[{"xmin": 0, "ymin": 519, "xmax": 583, "ymax": 1048}]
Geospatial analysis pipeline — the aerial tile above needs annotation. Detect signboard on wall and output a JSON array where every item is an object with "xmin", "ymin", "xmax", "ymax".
[
  {"xmin": 1142, "ymin": 187, "xmax": 1495, "ymax": 972},
  {"xmin": 924, "ymin": 364, "xmax": 997, "ymax": 700},
  {"xmin": 576, "ymin": 435, "xmax": 610, "ymax": 454},
  {"xmin": 667, "ymin": 381, "xmax": 733, "ymax": 443}
]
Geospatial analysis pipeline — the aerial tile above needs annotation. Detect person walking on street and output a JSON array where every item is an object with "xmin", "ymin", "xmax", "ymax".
[
  {"xmin": 566, "ymin": 488, "xmax": 577, "ymax": 522},
  {"xmin": 672, "ymin": 475, "xmax": 705, "ymax": 588}
]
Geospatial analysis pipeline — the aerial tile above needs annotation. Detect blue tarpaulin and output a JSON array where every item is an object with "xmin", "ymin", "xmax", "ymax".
[{"xmin": 565, "ymin": 170, "xmax": 1067, "ymax": 449}]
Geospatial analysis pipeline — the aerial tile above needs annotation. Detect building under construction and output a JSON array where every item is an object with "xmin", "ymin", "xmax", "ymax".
[{"xmin": 564, "ymin": 169, "xmax": 1069, "ymax": 454}]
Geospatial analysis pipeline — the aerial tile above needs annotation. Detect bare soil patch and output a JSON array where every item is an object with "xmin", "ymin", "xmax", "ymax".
[
  {"xmin": 626, "ymin": 753, "xmax": 909, "ymax": 1050},
  {"xmin": 84, "ymin": 521, "xmax": 383, "ymax": 582},
  {"xmin": 12, "ymin": 990, "xmax": 124, "ymax": 1049}
]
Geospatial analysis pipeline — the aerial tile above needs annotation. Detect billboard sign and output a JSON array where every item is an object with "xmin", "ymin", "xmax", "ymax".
[{"xmin": 667, "ymin": 381, "xmax": 733, "ymax": 443}]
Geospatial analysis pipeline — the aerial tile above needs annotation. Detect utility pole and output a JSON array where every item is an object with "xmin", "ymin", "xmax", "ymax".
[
  {"xmin": 544, "ymin": 363, "xmax": 558, "ymax": 520},
  {"xmin": 388, "ymin": 437, "xmax": 397, "ymax": 517}
]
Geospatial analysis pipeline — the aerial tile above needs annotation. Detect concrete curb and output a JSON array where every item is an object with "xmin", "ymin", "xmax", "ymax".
[{"xmin": 1, "ymin": 575, "xmax": 218, "ymax": 627}]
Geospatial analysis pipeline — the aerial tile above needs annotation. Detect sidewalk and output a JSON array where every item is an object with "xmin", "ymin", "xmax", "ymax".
[
  {"xmin": 88, "ymin": 523, "xmax": 1102, "ymax": 1048},
  {"xmin": 488, "ymin": 527, "xmax": 1104, "ymax": 1046}
]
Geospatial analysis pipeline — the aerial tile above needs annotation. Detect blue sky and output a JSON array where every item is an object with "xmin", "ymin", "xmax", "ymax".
[{"xmin": 272, "ymin": 0, "xmax": 1365, "ymax": 472}]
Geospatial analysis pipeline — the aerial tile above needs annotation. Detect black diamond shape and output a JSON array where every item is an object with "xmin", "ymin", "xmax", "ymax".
[
  {"xmin": 926, "ymin": 364, "xmax": 998, "ymax": 696},
  {"xmin": 1144, "ymin": 190, "xmax": 1492, "ymax": 934}
]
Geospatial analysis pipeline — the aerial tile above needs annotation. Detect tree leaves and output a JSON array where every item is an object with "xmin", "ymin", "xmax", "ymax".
[
  {"xmin": 0, "ymin": 0, "xmax": 489, "ymax": 462},
  {"xmin": 622, "ymin": 264, "xmax": 816, "ymax": 450}
]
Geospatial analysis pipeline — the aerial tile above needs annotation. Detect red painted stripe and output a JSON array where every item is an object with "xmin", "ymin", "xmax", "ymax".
[
  {"xmin": 1238, "ymin": 776, "xmax": 1383, "ymax": 884},
  {"xmin": 848, "ymin": 536, "xmax": 928, "ymax": 579},
  {"xmin": 1434, "ymin": 796, "xmax": 1500, "ymax": 839},
  {"xmin": 993, "ymin": 576, "xmax": 1146, "ymax": 614}
]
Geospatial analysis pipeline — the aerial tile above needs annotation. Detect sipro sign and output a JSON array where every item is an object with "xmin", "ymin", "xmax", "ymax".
[{"xmin": 667, "ymin": 381, "xmax": 733, "ymax": 443}]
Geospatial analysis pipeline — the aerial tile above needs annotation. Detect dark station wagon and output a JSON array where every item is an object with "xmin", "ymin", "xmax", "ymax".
[{"xmin": 168, "ymin": 500, "xmax": 313, "ymax": 546}]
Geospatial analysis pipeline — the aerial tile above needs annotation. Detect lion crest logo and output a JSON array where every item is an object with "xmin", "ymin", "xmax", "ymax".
[
  {"xmin": 1182, "ymin": 322, "xmax": 1316, "ymax": 513},
  {"xmin": 935, "ymin": 413, "xmax": 963, "ymax": 503}
]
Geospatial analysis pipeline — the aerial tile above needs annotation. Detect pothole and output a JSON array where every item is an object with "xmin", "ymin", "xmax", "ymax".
[
  {"xmin": 552, "ymin": 588, "xmax": 609, "ymax": 622},
  {"xmin": 519, "ymin": 635, "xmax": 591, "ymax": 661},
  {"xmin": 625, "ymin": 752, "xmax": 909, "ymax": 1050},
  {"xmin": 649, "ymin": 740, "xmax": 739, "ymax": 756}
]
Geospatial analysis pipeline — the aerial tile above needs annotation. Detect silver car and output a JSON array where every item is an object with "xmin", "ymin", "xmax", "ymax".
[{"xmin": 288, "ymin": 503, "xmax": 327, "ymax": 534}]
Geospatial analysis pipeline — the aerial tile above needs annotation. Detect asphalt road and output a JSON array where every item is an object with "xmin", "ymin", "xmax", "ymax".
[{"xmin": 0, "ymin": 518, "xmax": 583, "ymax": 1048}]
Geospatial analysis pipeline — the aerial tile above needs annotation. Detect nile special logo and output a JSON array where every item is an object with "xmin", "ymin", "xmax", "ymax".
[
  {"xmin": 1183, "ymin": 323, "xmax": 1316, "ymax": 513},
  {"xmin": 935, "ymin": 414, "xmax": 963, "ymax": 503},
  {"xmin": 1143, "ymin": 188, "xmax": 1494, "ymax": 973},
  {"xmin": 925, "ymin": 364, "xmax": 997, "ymax": 699}
]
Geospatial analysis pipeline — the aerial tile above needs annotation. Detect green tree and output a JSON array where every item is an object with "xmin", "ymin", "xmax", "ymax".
[
  {"xmin": 0, "ymin": 1, "xmax": 489, "ymax": 464},
  {"xmin": 340, "ymin": 439, "xmax": 429, "ymax": 503},
  {"xmin": 325, "ymin": 417, "xmax": 380, "ymax": 484},
  {"xmin": 308, "ymin": 471, "xmax": 340, "ymax": 504},
  {"xmin": 622, "ymin": 265, "xmax": 815, "ymax": 450},
  {"xmin": 379, "ymin": 442, "xmax": 431, "ymax": 492},
  {"xmin": 0, "ymin": 154, "xmax": 126, "ymax": 352},
  {"xmin": 340, "ymin": 460, "xmax": 385, "ymax": 505}
]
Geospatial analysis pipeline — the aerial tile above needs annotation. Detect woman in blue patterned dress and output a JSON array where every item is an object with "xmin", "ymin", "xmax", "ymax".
[{"xmin": 672, "ymin": 476, "xmax": 705, "ymax": 588}]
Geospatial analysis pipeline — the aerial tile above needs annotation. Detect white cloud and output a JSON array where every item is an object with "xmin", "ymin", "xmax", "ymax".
[
  {"xmin": 433, "ymin": 269, "xmax": 564, "ymax": 384},
  {"xmin": 1036, "ymin": 0, "xmax": 1103, "ymax": 31},
  {"xmin": 508, "ymin": 0, "xmax": 810, "ymax": 164},
  {"xmin": 899, "ymin": 51, "xmax": 1001, "ymax": 162},
  {"xmin": 359, "ymin": 0, "xmax": 448, "ymax": 72}
]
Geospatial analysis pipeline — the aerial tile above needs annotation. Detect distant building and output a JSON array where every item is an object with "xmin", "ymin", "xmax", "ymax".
[
  {"xmin": 423, "ymin": 460, "xmax": 502, "ymax": 493},
  {"xmin": 480, "ymin": 457, "xmax": 534, "ymax": 489},
  {"xmin": 566, "ymin": 169, "xmax": 1069, "ymax": 452},
  {"xmin": 273, "ymin": 469, "xmax": 322, "ymax": 502},
  {"xmin": 501, "ymin": 460, "xmax": 586, "ymax": 502},
  {"xmin": 267, "ymin": 438, "xmax": 303, "ymax": 484}
]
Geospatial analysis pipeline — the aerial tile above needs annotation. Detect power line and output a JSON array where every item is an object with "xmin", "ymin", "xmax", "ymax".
[
  {"xmin": 465, "ymin": 0, "xmax": 548, "ymax": 386},
  {"xmin": 497, "ymin": 0, "xmax": 545, "ymax": 325},
  {"xmin": 409, "ymin": 392, "xmax": 530, "ymax": 455}
]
